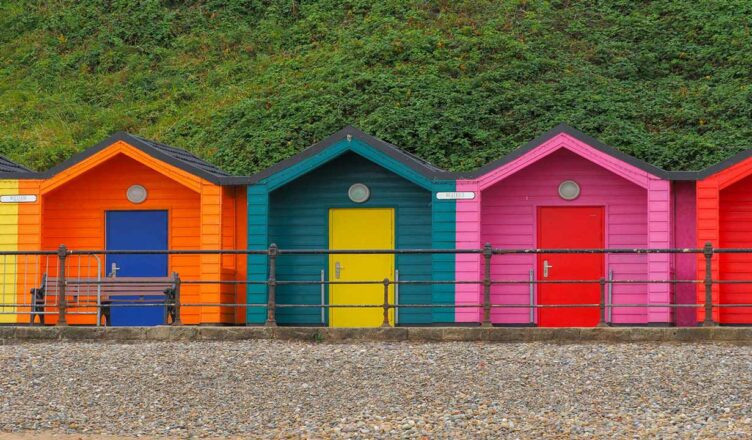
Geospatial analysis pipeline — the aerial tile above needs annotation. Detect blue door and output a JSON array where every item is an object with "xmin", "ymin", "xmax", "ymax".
[{"xmin": 105, "ymin": 210, "xmax": 168, "ymax": 326}]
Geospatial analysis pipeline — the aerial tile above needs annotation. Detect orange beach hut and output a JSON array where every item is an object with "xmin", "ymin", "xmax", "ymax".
[{"xmin": 16, "ymin": 132, "xmax": 247, "ymax": 326}]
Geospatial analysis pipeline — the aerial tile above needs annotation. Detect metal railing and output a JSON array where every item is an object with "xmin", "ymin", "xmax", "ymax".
[{"xmin": 0, "ymin": 242, "xmax": 743, "ymax": 327}]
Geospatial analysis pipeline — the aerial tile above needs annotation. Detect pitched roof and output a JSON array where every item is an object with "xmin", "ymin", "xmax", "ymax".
[
  {"xmin": 247, "ymin": 125, "xmax": 450, "ymax": 184},
  {"xmin": 39, "ymin": 132, "xmax": 245, "ymax": 185},
  {"xmin": 0, "ymin": 155, "xmax": 34, "ymax": 178},
  {"xmin": 463, "ymin": 123, "xmax": 672, "ymax": 180},
  {"xmin": 691, "ymin": 148, "xmax": 752, "ymax": 180}
]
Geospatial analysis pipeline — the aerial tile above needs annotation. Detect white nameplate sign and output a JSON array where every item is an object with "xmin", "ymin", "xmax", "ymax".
[
  {"xmin": 436, "ymin": 191, "xmax": 475, "ymax": 200},
  {"xmin": 0, "ymin": 195, "xmax": 37, "ymax": 203}
]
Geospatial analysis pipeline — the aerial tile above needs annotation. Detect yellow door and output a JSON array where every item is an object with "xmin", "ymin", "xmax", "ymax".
[{"xmin": 329, "ymin": 208, "xmax": 394, "ymax": 327}]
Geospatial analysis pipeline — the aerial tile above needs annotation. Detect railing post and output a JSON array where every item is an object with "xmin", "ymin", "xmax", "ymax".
[
  {"xmin": 173, "ymin": 272, "xmax": 182, "ymax": 326},
  {"xmin": 597, "ymin": 277, "xmax": 608, "ymax": 327},
  {"xmin": 703, "ymin": 241, "xmax": 716, "ymax": 327},
  {"xmin": 482, "ymin": 242, "xmax": 492, "ymax": 327},
  {"xmin": 266, "ymin": 244, "xmax": 278, "ymax": 327},
  {"xmin": 56, "ymin": 245, "xmax": 68, "ymax": 326},
  {"xmin": 529, "ymin": 269, "xmax": 535, "ymax": 325},
  {"xmin": 382, "ymin": 278, "xmax": 390, "ymax": 328}
]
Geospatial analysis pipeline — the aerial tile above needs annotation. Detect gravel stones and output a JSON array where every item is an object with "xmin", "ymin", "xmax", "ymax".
[{"xmin": 0, "ymin": 341, "xmax": 750, "ymax": 439}]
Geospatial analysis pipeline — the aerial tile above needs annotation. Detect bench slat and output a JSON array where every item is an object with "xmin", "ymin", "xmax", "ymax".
[{"xmin": 42, "ymin": 276, "xmax": 176, "ymax": 300}]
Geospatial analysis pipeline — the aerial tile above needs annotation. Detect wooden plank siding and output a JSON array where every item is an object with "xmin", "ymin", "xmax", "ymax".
[
  {"xmin": 431, "ymin": 180, "xmax": 457, "ymax": 323},
  {"xmin": 696, "ymin": 178, "xmax": 720, "ymax": 323},
  {"xmin": 717, "ymin": 177, "xmax": 752, "ymax": 323},
  {"xmin": 694, "ymin": 156, "xmax": 752, "ymax": 324},
  {"xmin": 672, "ymin": 181, "xmax": 697, "ymax": 326},
  {"xmin": 246, "ymin": 135, "xmax": 456, "ymax": 325},
  {"xmin": 246, "ymin": 184, "xmax": 270, "ymax": 324},
  {"xmin": 456, "ymin": 131, "xmax": 673, "ymax": 325},
  {"xmin": 453, "ymin": 180, "xmax": 482, "ymax": 323},
  {"xmin": 221, "ymin": 185, "xmax": 246, "ymax": 324},
  {"xmin": 0, "ymin": 180, "xmax": 19, "ymax": 323},
  {"xmin": 39, "ymin": 154, "xmax": 202, "ymax": 325},
  {"xmin": 15, "ymin": 180, "xmax": 42, "ymax": 323},
  {"xmin": 647, "ymin": 178, "xmax": 672, "ymax": 322},
  {"xmin": 268, "ymin": 152, "xmax": 432, "ymax": 325},
  {"xmin": 481, "ymin": 149, "xmax": 649, "ymax": 324},
  {"xmin": 696, "ymin": 155, "xmax": 752, "ymax": 324},
  {"xmin": 200, "ymin": 183, "xmax": 222, "ymax": 323},
  {"xmin": 27, "ymin": 142, "xmax": 244, "ymax": 325}
]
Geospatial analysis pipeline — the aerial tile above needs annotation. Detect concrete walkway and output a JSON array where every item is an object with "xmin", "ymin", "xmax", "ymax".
[{"xmin": 0, "ymin": 325, "xmax": 750, "ymax": 343}]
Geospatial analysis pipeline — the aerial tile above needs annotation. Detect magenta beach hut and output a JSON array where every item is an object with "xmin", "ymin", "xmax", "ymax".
[{"xmin": 455, "ymin": 124, "xmax": 677, "ymax": 326}]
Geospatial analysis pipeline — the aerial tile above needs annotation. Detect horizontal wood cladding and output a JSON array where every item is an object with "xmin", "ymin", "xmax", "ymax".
[
  {"xmin": 694, "ymin": 157, "xmax": 752, "ymax": 324},
  {"xmin": 718, "ymin": 175, "xmax": 752, "ymax": 323},
  {"xmin": 15, "ymin": 180, "xmax": 42, "ymax": 322},
  {"xmin": 268, "ymin": 152, "xmax": 432, "ymax": 325},
  {"xmin": 40, "ymin": 153, "xmax": 203, "ymax": 325},
  {"xmin": 481, "ymin": 149, "xmax": 651, "ymax": 325},
  {"xmin": 0, "ymin": 180, "xmax": 18, "ymax": 323}
]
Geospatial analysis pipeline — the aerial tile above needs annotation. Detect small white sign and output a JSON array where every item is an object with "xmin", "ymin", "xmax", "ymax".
[
  {"xmin": 0, "ymin": 195, "xmax": 37, "ymax": 203},
  {"xmin": 436, "ymin": 191, "xmax": 475, "ymax": 200}
]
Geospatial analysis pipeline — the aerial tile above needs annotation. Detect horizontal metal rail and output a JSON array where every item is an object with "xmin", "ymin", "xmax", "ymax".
[
  {"xmin": 1, "ymin": 246, "xmax": 733, "ymax": 256},
  {"xmin": 88, "ymin": 279, "xmax": 733, "ymax": 286},
  {"xmin": 0, "ymin": 251, "xmax": 58, "ymax": 256},
  {"xmin": 1, "ymin": 241, "xmax": 748, "ymax": 327},
  {"xmin": 68, "ymin": 249, "xmax": 268, "ymax": 255},
  {"xmin": 10, "ymin": 302, "xmax": 748, "ymax": 308},
  {"xmin": 65, "ymin": 278, "xmax": 752, "ymax": 285},
  {"xmin": 8, "ymin": 302, "xmax": 752, "ymax": 308}
]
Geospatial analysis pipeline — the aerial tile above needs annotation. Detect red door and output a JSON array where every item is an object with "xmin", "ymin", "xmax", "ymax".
[{"xmin": 537, "ymin": 207, "xmax": 604, "ymax": 327}]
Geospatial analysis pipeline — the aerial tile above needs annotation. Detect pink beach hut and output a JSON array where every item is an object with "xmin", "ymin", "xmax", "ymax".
[{"xmin": 454, "ymin": 124, "xmax": 683, "ymax": 327}]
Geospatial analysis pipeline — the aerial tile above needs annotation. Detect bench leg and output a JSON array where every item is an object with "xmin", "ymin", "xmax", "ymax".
[
  {"xmin": 165, "ymin": 300, "xmax": 175, "ymax": 325},
  {"xmin": 30, "ymin": 308, "xmax": 44, "ymax": 326}
]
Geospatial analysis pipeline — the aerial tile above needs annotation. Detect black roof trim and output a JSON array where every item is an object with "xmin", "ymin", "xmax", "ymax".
[
  {"xmin": 666, "ymin": 170, "xmax": 698, "ymax": 181},
  {"xmin": 38, "ymin": 132, "xmax": 241, "ymax": 185},
  {"xmin": 690, "ymin": 148, "xmax": 752, "ymax": 180},
  {"xmin": 464, "ymin": 123, "xmax": 672, "ymax": 180},
  {"xmin": 246, "ymin": 125, "xmax": 452, "ymax": 184},
  {"xmin": 0, "ymin": 154, "xmax": 37, "ymax": 178}
]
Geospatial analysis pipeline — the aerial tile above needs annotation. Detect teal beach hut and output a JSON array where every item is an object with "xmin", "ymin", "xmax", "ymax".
[{"xmin": 246, "ymin": 127, "xmax": 456, "ymax": 327}]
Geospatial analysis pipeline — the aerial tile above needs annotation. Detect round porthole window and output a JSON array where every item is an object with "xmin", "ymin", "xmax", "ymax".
[
  {"xmin": 348, "ymin": 183, "xmax": 370, "ymax": 203},
  {"xmin": 558, "ymin": 180, "xmax": 580, "ymax": 201},
  {"xmin": 126, "ymin": 185, "xmax": 148, "ymax": 204}
]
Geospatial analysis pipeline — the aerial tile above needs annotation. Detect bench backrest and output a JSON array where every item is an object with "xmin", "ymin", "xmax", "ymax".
[{"xmin": 44, "ymin": 275, "xmax": 177, "ymax": 298}]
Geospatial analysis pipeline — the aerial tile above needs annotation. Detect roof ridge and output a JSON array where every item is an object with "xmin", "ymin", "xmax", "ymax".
[
  {"xmin": 0, "ymin": 154, "xmax": 33, "ymax": 175},
  {"xmin": 35, "ymin": 131, "xmax": 242, "ymax": 185},
  {"xmin": 465, "ymin": 123, "xmax": 672, "ymax": 180},
  {"xmin": 123, "ymin": 132, "xmax": 233, "ymax": 178},
  {"xmin": 345, "ymin": 127, "xmax": 445, "ymax": 173},
  {"xmin": 247, "ymin": 126, "xmax": 450, "ymax": 184}
]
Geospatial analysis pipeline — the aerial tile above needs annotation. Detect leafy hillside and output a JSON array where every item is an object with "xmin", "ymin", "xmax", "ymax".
[{"xmin": 1, "ymin": 0, "xmax": 751, "ymax": 174}]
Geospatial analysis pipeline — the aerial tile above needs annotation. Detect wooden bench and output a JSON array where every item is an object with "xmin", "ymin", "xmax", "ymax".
[{"xmin": 31, "ymin": 273, "xmax": 180, "ymax": 326}]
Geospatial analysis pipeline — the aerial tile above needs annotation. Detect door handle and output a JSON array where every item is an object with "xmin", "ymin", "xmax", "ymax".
[
  {"xmin": 543, "ymin": 260, "xmax": 553, "ymax": 278},
  {"xmin": 109, "ymin": 263, "xmax": 120, "ymax": 278},
  {"xmin": 335, "ymin": 261, "xmax": 343, "ymax": 279}
]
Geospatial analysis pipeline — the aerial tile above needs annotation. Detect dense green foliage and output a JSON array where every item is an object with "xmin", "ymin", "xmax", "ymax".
[{"xmin": 1, "ymin": 0, "xmax": 751, "ymax": 173}]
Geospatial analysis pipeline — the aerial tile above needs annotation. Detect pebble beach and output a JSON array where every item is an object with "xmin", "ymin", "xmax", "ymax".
[{"xmin": 0, "ymin": 341, "xmax": 750, "ymax": 439}]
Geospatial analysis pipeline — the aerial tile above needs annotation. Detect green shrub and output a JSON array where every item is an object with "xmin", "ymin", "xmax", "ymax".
[{"xmin": 1, "ymin": 0, "xmax": 750, "ymax": 173}]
